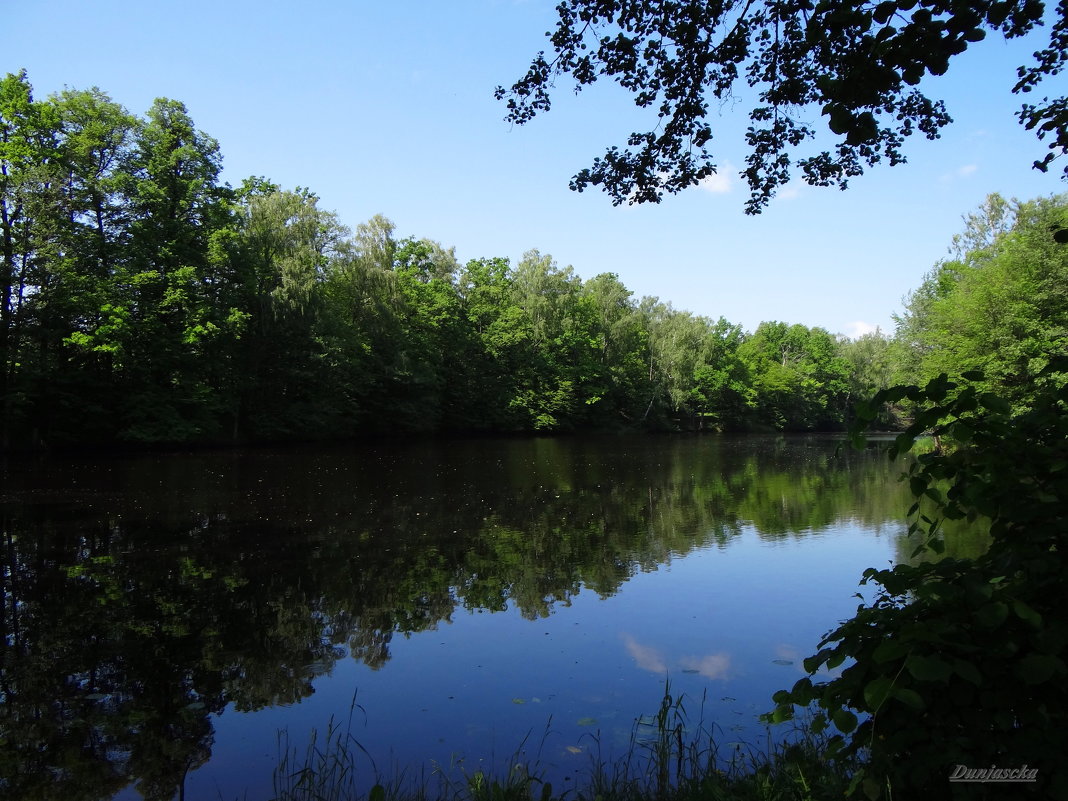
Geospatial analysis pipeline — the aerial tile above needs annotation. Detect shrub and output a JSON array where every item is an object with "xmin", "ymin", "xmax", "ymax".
[{"xmin": 767, "ymin": 364, "xmax": 1068, "ymax": 799}]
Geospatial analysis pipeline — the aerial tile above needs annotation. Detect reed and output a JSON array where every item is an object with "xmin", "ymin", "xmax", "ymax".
[{"xmin": 267, "ymin": 685, "xmax": 854, "ymax": 801}]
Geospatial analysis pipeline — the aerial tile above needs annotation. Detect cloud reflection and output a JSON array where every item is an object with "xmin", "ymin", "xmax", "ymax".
[
  {"xmin": 680, "ymin": 653, "xmax": 731, "ymax": 680},
  {"xmin": 621, "ymin": 634, "xmax": 732, "ymax": 680},
  {"xmin": 775, "ymin": 644, "xmax": 799, "ymax": 662},
  {"xmin": 622, "ymin": 633, "xmax": 668, "ymax": 673}
]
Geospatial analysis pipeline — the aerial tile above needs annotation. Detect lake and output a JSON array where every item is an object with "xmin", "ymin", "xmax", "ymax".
[{"xmin": 1, "ymin": 434, "xmax": 929, "ymax": 800}]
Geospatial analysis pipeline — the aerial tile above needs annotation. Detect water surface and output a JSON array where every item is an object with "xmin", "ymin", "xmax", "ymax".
[{"xmin": 1, "ymin": 434, "xmax": 917, "ymax": 800}]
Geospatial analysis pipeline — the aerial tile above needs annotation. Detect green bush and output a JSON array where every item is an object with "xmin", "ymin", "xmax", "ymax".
[{"xmin": 767, "ymin": 364, "xmax": 1068, "ymax": 799}]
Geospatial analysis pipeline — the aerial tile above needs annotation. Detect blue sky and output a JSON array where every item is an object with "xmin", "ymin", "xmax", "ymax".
[{"xmin": 4, "ymin": 0, "xmax": 1063, "ymax": 336}]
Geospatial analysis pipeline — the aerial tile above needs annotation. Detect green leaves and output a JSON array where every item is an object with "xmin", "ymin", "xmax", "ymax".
[
  {"xmin": 952, "ymin": 658, "xmax": 982, "ymax": 686},
  {"xmin": 768, "ymin": 705, "xmax": 794, "ymax": 723},
  {"xmin": 1013, "ymin": 600, "xmax": 1043, "ymax": 628},
  {"xmin": 831, "ymin": 707, "xmax": 858, "ymax": 733},
  {"xmin": 863, "ymin": 677, "xmax": 893, "ymax": 710},
  {"xmin": 890, "ymin": 688, "xmax": 924, "ymax": 711},
  {"xmin": 774, "ymin": 356, "xmax": 1068, "ymax": 795},
  {"xmin": 871, "ymin": 639, "xmax": 908, "ymax": 664},
  {"xmin": 1015, "ymin": 654, "xmax": 1063, "ymax": 685},
  {"xmin": 905, "ymin": 655, "xmax": 953, "ymax": 682},
  {"xmin": 898, "ymin": 194, "xmax": 1068, "ymax": 418},
  {"xmin": 979, "ymin": 393, "xmax": 1011, "ymax": 414},
  {"xmin": 502, "ymin": 0, "xmax": 1065, "ymax": 213},
  {"xmin": 975, "ymin": 602, "xmax": 1009, "ymax": 628}
]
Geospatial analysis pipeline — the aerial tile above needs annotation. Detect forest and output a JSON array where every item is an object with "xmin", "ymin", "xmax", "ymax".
[{"xmin": 2, "ymin": 70, "xmax": 1066, "ymax": 448}]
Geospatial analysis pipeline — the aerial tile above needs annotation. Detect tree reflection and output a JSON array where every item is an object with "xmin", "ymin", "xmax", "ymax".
[{"xmin": 0, "ymin": 436, "xmax": 927, "ymax": 799}]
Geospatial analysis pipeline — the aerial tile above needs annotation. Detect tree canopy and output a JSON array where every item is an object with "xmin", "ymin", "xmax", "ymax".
[
  {"xmin": 894, "ymin": 192, "xmax": 1068, "ymax": 408},
  {"xmin": 2, "ymin": 69, "xmax": 1063, "ymax": 448},
  {"xmin": 496, "ymin": 0, "xmax": 1068, "ymax": 212},
  {"xmin": 3, "ymin": 70, "xmax": 902, "ymax": 448}
]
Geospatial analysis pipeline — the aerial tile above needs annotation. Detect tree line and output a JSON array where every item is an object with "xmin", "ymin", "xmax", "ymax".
[{"xmin": 2, "ymin": 71, "xmax": 1064, "ymax": 447}]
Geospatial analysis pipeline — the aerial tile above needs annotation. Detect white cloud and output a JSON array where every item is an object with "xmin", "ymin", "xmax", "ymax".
[
  {"xmin": 699, "ymin": 166, "xmax": 734, "ymax": 194},
  {"xmin": 843, "ymin": 320, "xmax": 878, "ymax": 338}
]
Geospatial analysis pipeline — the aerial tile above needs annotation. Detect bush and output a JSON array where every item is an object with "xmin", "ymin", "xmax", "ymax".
[{"xmin": 767, "ymin": 364, "xmax": 1068, "ymax": 799}]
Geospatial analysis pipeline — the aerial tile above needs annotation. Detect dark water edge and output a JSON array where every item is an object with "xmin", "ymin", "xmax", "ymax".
[
  {"xmin": 0, "ymin": 433, "xmax": 976, "ymax": 801},
  {"xmin": 0, "ymin": 415, "xmax": 861, "ymax": 458}
]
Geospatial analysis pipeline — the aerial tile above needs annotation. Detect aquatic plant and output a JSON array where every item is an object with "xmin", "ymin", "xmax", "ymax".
[{"xmin": 267, "ymin": 683, "xmax": 854, "ymax": 801}]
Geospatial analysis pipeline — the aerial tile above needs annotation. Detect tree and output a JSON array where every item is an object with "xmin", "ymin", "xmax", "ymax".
[
  {"xmin": 97, "ymin": 97, "xmax": 233, "ymax": 441},
  {"xmin": 497, "ymin": 0, "xmax": 1068, "ymax": 212},
  {"xmin": 222, "ymin": 186, "xmax": 348, "ymax": 438},
  {"xmin": 690, "ymin": 316, "xmax": 750, "ymax": 427},
  {"xmin": 452, "ymin": 256, "xmax": 520, "ymax": 428},
  {"xmin": 577, "ymin": 272, "xmax": 649, "ymax": 421},
  {"xmin": 503, "ymin": 250, "xmax": 589, "ymax": 429},
  {"xmin": 894, "ymin": 192, "xmax": 1068, "ymax": 408},
  {"xmin": 838, "ymin": 328, "xmax": 896, "ymax": 417},
  {"xmin": 0, "ymin": 75, "xmax": 143, "ymax": 445},
  {"xmin": 638, "ymin": 301, "xmax": 747, "ymax": 426},
  {"xmin": 30, "ymin": 88, "xmax": 139, "ymax": 443},
  {"xmin": 389, "ymin": 236, "xmax": 467, "ymax": 429},
  {"xmin": 739, "ymin": 321, "xmax": 850, "ymax": 428},
  {"xmin": 768, "ymin": 366, "xmax": 1068, "ymax": 799}
]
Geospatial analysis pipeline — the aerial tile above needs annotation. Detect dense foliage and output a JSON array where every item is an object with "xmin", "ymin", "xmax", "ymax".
[
  {"xmin": 4, "ymin": 68, "xmax": 1066, "ymax": 450},
  {"xmin": 893, "ymin": 192, "xmax": 1068, "ymax": 409},
  {"xmin": 1, "ymin": 71, "xmax": 880, "ymax": 449},
  {"xmin": 763, "ymin": 193, "xmax": 1068, "ymax": 798},
  {"xmin": 768, "ymin": 364, "xmax": 1068, "ymax": 799},
  {"xmin": 498, "ymin": 0, "xmax": 1068, "ymax": 212},
  {"xmin": 6, "ymin": 67, "xmax": 1068, "ymax": 799}
]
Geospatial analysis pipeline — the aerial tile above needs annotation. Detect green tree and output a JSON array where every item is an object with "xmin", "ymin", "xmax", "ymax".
[
  {"xmin": 389, "ymin": 235, "xmax": 468, "ymax": 429},
  {"xmin": 502, "ymin": 250, "xmax": 589, "ymax": 430},
  {"xmin": 79, "ymin": 97, "xmax": 235, "ymax": 442},
  {"xmin": 452, "ymin": 255, "xmax": 521, "ymax": 429},
  {"xmin": 221, "ymin": 185, "xmax": 348, "ymax": 438},
  {"xmin": 317, "ymin": 215, "xmax": 405, "ymax": 432},
  {"xmin": 0, "ymin": 75, "xmax": 143, "ymax": 445},
  {"xmin": 839, "ymin": 328, "xmax": 897, "ymax": 423},
  {"xmin": 768, "ymin": 366, "xmax": 1068, "ymax": 799},
  {"xmin": 637, "ymin": 300, "xmax": 747, "ymax": 428},
  {"xmin": 0, "ymin": 71, "xmax": 59, "ymax": 446},
  {"xmin": 30, "ymin": 88, "xmax": 140, "ymax": 443},
  {"xmin": 576, "ymin": 271, "xmax": 649, "ymax": 423},
  {"xmin": 689, "ymin": 316, "xmax": 750, "ymax": 429},
  {"xmin": 895, "ymin": 193, "xmax": 1068, "ymax": 408},
  {"xmin": 739, "ymin": 322, "xmax": 850, "ymax": 429},
  {"xmin": 498, "ymin": 0, "xmax": 1067, "ymax": 212}
]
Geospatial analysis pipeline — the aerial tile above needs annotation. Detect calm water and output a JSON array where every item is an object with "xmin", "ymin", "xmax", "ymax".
[{"xmin": 1, "ymin": 434, "xmax": 922, "ymax": 800}]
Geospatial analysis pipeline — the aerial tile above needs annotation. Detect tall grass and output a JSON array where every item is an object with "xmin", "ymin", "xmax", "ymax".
[
  {"xmin": 272, "ymin": 695, "xmax": 374, "ymax": 801},
  {"xmin": 267, "ymin": 684, "xmax": 854, "ymax": 801},
  {"xmin": 574, "ymin": 680, "xmax": 854, "ymax": 801}
]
